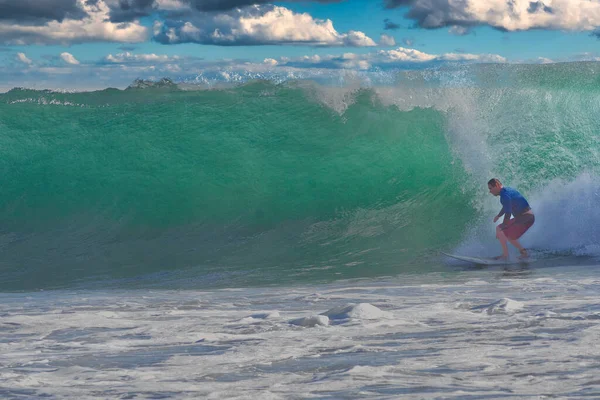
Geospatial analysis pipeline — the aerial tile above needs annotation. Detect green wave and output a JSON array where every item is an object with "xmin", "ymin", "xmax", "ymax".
[{"xmin": 2, "ymin": 63, "xmax": 599, "ymax": 291}]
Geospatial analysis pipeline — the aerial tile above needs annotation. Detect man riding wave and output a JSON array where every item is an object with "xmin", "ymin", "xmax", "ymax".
[{"xmin": 487, "ymin": 178, "xmax": 535, "ymax": 260}]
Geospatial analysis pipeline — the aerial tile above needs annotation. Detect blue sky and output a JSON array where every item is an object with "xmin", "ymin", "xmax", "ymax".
[{"xmin": 1, "ymin": 0, "xmax": 599, "ymax": 91}]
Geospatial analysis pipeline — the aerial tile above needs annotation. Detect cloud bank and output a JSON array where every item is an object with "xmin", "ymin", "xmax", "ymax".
[
  {"xmin": 0, "ymin": 0, "xmax": 148, "ymax": 45},
  {"xmin": 3, "ymin": 0, "xmax": 600, "ymax": 47},
  {"xmin": 279, "ymin": 47, "xmax": 507, "ymax": 69},
  {"xmin": 385, "ymin": 0, "xmax": 600, "ymax": 32},
  {"xmin": 60, "ymin": 52, "xmax": 80, "ymax": 64},
  {"xmin": 152, "ymin": 5, "xmax": 377, "ymax": 46},
  {"xmin": 0, "ymin": 1, "xmax": 375, "ymax": 47}
]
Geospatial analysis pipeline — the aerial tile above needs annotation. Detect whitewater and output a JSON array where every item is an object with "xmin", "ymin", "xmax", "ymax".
[{"xmin": 1, "ymin": 62, "xmax": 600, "ymax": 398}]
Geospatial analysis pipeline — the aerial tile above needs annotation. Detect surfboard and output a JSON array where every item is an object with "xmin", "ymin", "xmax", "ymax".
[{"xmin": 442, "ymin": 252, "xmax": 528, "ymax": 266}]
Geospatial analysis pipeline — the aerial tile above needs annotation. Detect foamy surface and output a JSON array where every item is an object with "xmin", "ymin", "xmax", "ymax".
[{"xmin": 2, "ymin": 263, "xmax": 600, "ymax": 399}]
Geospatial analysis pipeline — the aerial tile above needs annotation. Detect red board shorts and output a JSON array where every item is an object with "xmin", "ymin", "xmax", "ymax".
[{"xmin": 500, "ymin": 212, "xmax": 535, "ymax": 240}]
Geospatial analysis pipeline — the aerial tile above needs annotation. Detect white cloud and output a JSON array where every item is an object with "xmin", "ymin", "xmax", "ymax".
[
  {"xmin": 37, "ymin": 67, "xmax": 77, "ymax": 75},
  {"xmin": 374, "ymin": 47, "xmax": 507, "ymax": 64},
  {"xmin": 335, "ymin": 53, "xmax": 372, "ymax": 70},
  {"xmin": 301, "ymin": 55, "xmax": 322, "ymax": 63},
  {"xmin": 391, "ymin": 0, "xmax": 600, "ymax": 32},
  {"xmin": 0, "ymin": 0, "xmax": 148, "ymax": 45},
  {"xmin": 154, "ymin": 0, "xmax": 190, "ymax": 11},
  {"xmin": 538, "ymin": 57, "xmax": 554, "ymax": 64},
  {"xmin": 263, "ymin": 58, "xmax": 279, "ymax": 66},
  {"xmin": 153, "ymin": 5, "xmax": 376, "ymax": 46},
  {"xmin": 343, "ymin": 31, "xmax": 377, "ymax": 47},
  {"xmin": 279, "ymin": 46, "xmax": 507, "ymax": 69},
  {"xmin": 16, "ymin": 52, "xmax": 32, "ymax": 65},
  {"xmin": 164, "ymin": 64, "xmax": 182, "ymax": 72},
  {"xmin": 448, "ymin": 26, "xmax": 470, "ymax": 36},
  {"xmin": 379, "ymin": 34, "xmax": 396, "ymax": 46},
  {"xmin": 60, "ymin": 52, "xmax": 80, "ymax": 65},
  {"xmin": 436, "ymin": 52, "xmax": 507, "ymax": 63},
  {"xmin": 572, "ymin": 52, "xmax": 600, "ymax": 62},
  {"xmin": 378, "ymin": 47, "xmax": 436, "ymax": 62},
  {"xmin": 105, "ymin": 52, "xmax": 181, "ymax": 63}
]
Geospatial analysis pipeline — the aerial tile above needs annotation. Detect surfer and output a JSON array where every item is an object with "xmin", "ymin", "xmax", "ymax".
[{"xmin": 487, "ymin": 178, "xmax": 535, "ymax": 260}]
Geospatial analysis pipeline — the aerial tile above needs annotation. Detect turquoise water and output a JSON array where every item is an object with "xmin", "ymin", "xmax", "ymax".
[{"xmin": 2, "ymin": 63, "xmax": 600, "ymax": 291}]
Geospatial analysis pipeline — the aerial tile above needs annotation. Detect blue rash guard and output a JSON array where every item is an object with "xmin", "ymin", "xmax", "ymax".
[{"xmin": 500, "ymin": 187, "xmax": 530, "ymax": 217}]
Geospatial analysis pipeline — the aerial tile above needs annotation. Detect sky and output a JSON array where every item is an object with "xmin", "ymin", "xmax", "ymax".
[{"xmin": 1, "ymin": 0, "xmax": 600, "ymax": 91}]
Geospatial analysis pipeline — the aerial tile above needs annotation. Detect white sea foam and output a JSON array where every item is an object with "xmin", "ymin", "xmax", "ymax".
[
  {"xmin": 320, "ymin": 302, "xmax": 391, "ymax": 321},
  {"xmin": 289, "ymin": 315, "xmax": 329, "ymax": 327},
  {"xmin": 2, "ymin": 265, "xmax": 600, "ymax": 399},
  {"xmin": 474, "ymin": 297, "xmax": 524, "ymax": 314}
]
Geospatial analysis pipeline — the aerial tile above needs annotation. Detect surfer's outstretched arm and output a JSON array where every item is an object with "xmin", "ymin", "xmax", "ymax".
[{"xmin": 493, "ymin": 209, "xmax": 502, "ymax": 222}]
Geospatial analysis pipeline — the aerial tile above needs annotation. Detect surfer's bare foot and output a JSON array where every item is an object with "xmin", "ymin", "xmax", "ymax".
[
  {"xmin": 518, "ymin": 249, "xmax": 529, "ymax": 259},
  {"xmin": 493, "ymin": 255, "xmax": 508, "ymax": 261}
]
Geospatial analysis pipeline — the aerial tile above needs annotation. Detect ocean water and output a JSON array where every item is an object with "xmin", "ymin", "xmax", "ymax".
[{"xmin": 2, "ymin": 62, "xmax": 600, "ymax": 398}]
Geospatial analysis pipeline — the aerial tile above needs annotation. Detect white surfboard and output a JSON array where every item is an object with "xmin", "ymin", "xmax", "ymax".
[{"xmin": 442, "ymin": 252, "xmax": 528, "ymax": 266}]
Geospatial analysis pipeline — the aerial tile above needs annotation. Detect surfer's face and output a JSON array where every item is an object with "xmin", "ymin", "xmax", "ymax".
[{"xmin": 488, "ymin": 184, "xmax": 501, "ymax": 196}]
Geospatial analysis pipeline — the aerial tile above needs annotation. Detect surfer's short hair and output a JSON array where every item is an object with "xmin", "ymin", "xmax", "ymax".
[{"xmin": 487, "ymin": 178, "xmax": 502, "ymax": 187}]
